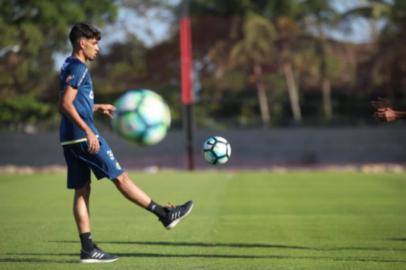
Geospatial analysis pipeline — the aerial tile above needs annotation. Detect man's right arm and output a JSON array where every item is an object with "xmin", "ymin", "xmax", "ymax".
[
  {"xmin": 394, "ymin": 111, "xmax": 406, "ymax": 120},
  {"xmin": 59, "ymin": 85, "xmax": 100, "ymax": 154},
  {"xmin": 372, "ymin": 98, "xmax": 406, "ymax": 122},
  {"xmin": 375, "ymin": 107, "xmax": 406, "ymax": 122}
]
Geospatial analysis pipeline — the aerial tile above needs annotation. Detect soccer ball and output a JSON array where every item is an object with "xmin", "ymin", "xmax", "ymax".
[
  {"xmin": 202, "ymin": 136, "xmax": 231, "ymax": 165},
  {"xmin": 112, "ymin": 89, "xmax": 171, "ymax": 145}
]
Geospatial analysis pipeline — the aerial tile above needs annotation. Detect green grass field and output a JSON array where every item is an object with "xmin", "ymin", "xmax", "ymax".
[{"xmin": 0, "ymin": 171, "xmax": 405, "ymax": 270}]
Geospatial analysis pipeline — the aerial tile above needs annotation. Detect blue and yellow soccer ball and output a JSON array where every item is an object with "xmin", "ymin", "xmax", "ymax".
[
  {"xmin": 202, "ymin": 136, "xmax": 231, "ymax": 165},
  {"xmin": 112, "ymin": 89, "xmax": 171, "ymax": 145}
]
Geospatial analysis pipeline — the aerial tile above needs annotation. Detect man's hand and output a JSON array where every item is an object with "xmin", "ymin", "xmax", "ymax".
[
  {"xmin": 372, "ymin": 98, "xmax": 396, "ymax": 122},
  {"xmin": 86, "ymin": 130, "xmax": 100, "ymax": 154},
  {"xmin": 95, "ymin": 104, "xmax": 116, "ymax": 118},
  {"xmin": 374, "ymin": 107, "xmax": 398, "ymax": 122}
]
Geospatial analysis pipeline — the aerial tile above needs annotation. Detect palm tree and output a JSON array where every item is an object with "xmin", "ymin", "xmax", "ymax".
[
  {"xmin": 342, "ymin": 0, "xmax": 391, "ymax": 41},
  {"xmin": 192, "ymin": 0, "xmax": 305, "ymax": 125},
  {"xmin": 263, "ymin": 0, "xmax": 303, "ymax": 123},
  {"xmin": 228, "ymin": 14, "xmax": 277, "ymax": 127},
  {"xmin": 344, "ymin": 0, "xmax": 403, "ymax": 93},
  {"xmin": 274, "ymin": 16, "xmax": 303, "ymax": 123},
  {"xmin": 209, "ymin": 13, "xmax": 276, "ymax": 127},
  {"xmin": 300, "ymin": 0, "xmax": 340, "ymax": 121}
]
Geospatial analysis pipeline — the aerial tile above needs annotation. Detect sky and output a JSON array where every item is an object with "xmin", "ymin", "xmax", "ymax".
[
  {"xmin": 54, "ymin": 0, "xmax": 382, "ymax": 70},
  {"xmin": 105, "ymin": 0, "xmax": 378, "ymax": 45},
  {"xmin": 54, "ymin": 3, "xmax": 177, "ymax": 69}
]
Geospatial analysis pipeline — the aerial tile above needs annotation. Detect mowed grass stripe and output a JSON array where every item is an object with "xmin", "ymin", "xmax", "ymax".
[{"xmin": 0, "ymin": 171, "xmax": 405, "ymax": 270}]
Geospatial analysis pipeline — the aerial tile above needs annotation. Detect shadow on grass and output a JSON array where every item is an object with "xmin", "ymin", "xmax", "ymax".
[
  {"xmin": 3, "ymin": 252, "xmax": 406, "ymax": 264},
  {"xmin": 50, "ymin": 240, "xmax": 406, "ymax": 252},
  {"xmin": 52, "ymin": 240, "xmax": 312, "ymax": 250},
  {"xmin": 387, "ymin": 238, "xmax": 406, "ymax": 242},
  {"xmin": 0, "ymin": 257, "xmax": 76, "ymax": 264},
  {"xmin": 114, "ymin": 252, "xmax": 406, "ymax": 264}
]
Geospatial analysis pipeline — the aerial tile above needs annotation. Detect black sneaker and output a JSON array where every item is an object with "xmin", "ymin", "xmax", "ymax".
[
  {"xmin": 80, "ymin": 244, "xmax": 119, "ymax": 263},
  {"xmin": 160, "ymin": 200, "xmax": 193, "ymax": 229}
]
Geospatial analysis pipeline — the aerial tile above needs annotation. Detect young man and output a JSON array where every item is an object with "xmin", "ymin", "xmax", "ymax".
[
  {"xmin": 373, "ymin": 98, "xmax": 406, "ymax": 122},
  {"xmin": 59, "ymin": 23, "xmax": 193, "ymax": 263}
]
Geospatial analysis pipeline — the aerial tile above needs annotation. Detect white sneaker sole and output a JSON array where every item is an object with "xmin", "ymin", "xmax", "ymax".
[
  {"xmin": 166, "ymin": 204, "xmax": 193, "ymax": 230},
  {"xmin": 80, "ymin": 258, "xmax": 119, "ymax": 263}
]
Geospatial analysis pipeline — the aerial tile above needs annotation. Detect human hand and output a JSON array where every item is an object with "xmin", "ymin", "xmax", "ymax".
[
  {"xmin": 97, "ymin": 104, "xmax": 116, "ymax": 118},
  {"xmin": 374, "ymin": 107, "xmax": 397, "ymax": 122},
  {"xmin": 372, "ymin": 98, "xmax": 397, "ymax": 122},
  {"xmin": 86, "ymin": 130, "xmax": 100, "ymax": 154}
]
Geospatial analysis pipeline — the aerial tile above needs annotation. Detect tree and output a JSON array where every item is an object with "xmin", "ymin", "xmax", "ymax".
[
  {"xmin": 231, "ymin": 14, "xmax": 278, "ymax": 127},
  {"xmin": 264, "ymin": 0, "xmax": 303, "ymax": 123},
  {"xmin": 275, "ymin": 16, "xmax": 302, "ymax": 123},
  {"xmin": 300, "ymin": 0, "xmax": 341, "ymax": 121},
  {"xmin": 342, "ymin": 0, "xmax": 391, "ymax": 41},
  {"xmin": 191, "ymin": 0, "xmax": 304, "ymax": 124},
  {"xmin": 344, "ymin": 0, "xmax": 405, "ymax": 94},
  {"xmin": 0, "ymin": 0, "xmax": 117, "ymax": 129},
  {"xmin": 208, "ymin": 14, "xmax": 276, "ymax": 127}
]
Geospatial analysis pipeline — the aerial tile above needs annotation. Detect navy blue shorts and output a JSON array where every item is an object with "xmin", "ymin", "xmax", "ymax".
[{"xmin": 62, "ymin": 136, "xmax": 124, "ymax": 189}]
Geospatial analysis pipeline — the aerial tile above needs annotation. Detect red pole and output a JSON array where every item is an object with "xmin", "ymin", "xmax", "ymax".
[
  {"xmin": 180, "ymin": 0, "xmax": 194, "ymax": 170},
  {"xmin": 180, "ymin": 17, "xmax": 192, "ymax": 105}
]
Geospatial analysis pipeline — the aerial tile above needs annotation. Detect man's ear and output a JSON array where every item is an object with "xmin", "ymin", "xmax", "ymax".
[{"xmin": 79, "ymin": 38, "xmax": 86, "ymax": 50}]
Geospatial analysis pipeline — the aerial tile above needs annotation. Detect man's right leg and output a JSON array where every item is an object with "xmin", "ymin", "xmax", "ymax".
[
  {"xmin": 73, "ymin": 183, "xmax": 91, "ymax": 235},
  {"xmin": 64, "ymin": 143, "xmax": 118, "ymax": 263},
  {"xmin": 73, "ymin": 183, "xmax": 118, "ymax": 263}
]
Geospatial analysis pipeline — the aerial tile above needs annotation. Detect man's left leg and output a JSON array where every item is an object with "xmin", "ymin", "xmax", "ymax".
[
  {"xmin": 113, "ymin": 171, "xmax": 193, "ymax": 229},
  {"xmin": 113, "ymin": 171, "xmax": 151, "ymax": 208},
  {"xmin": 89, "ymin": 136, "xmax": 193, "ymax": 229}
]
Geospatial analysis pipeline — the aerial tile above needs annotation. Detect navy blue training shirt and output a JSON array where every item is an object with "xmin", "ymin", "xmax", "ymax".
[{"xmin": 59, "ymin": 56, "xmax": 98, "ymax": 145}]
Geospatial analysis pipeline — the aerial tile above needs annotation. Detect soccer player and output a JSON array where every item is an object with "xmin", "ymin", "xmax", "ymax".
[
  {"xmin": 58, "ymin": 22, "xmax": 193, "ymax": 263},
  {"xmin": 372, "ymin": 98, "xmax": 406, "ymax": 122}
]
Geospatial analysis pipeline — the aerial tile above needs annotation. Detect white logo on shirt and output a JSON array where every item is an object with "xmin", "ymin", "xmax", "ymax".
[
  {"xmin": 107, "ymin": 150, "xmax": 114, "ymax": 160},
  {"xmin": 66, "ymin": 74, "xmax": 74, "ymax": 83},
  {"xmin": 89, "ymin": 90, "xmax": 94, "ymax": 100},
  {"xmin": 116, "ymin": 162, "xmax": 122, "ymax": 170}
]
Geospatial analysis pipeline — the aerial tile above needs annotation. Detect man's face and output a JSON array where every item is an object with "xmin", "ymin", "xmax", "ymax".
[{"xmin": 80, "ymin": 38, "xmax": 99, "ymax": 61}]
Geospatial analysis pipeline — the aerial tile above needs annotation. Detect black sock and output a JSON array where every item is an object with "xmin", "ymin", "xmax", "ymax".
[
  {"xmin": 79, "ymin": 232, "xmax": 94, "ymax": 252},
  {"xmin": 147, "ymin": 200, "xmax": 167, "ymax": 219}
]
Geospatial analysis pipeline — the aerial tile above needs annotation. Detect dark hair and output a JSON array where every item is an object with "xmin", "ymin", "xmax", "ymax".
[{"xmin": 69, "ymin": 22, "xmax": 101, "ymax": 47}]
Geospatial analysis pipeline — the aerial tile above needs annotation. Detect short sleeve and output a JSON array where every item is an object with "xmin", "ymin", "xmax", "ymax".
[{"xmin": 65, "ymin": 64, "xmax": 88, "ymax": 89}]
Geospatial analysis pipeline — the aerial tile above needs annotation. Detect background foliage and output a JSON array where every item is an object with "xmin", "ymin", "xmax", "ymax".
[{"xmin": 0, "ymin": 0, "xmax": 405, "ymax": 130}]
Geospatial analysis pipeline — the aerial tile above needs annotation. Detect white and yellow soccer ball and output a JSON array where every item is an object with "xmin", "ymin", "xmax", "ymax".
[
  {"xmin": 202, "ymin": 136, "xmax": 231, "ymax": 165},
  {"xmin": 112, "ymin": 89, "xmax": 171, "ymax": 145}
]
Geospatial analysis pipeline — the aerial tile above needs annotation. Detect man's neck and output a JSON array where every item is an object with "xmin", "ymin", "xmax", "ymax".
[{"xmin": 72, "ymin": 51, "xmax": 87, "ymax": 64}]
